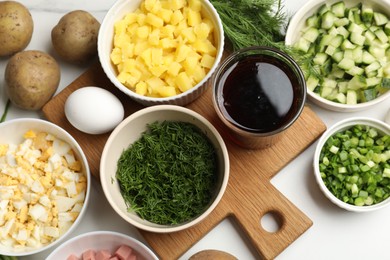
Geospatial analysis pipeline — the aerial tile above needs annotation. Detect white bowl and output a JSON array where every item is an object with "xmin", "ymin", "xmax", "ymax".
[
  {"xmin": 100, "ymin": 105, "xmax": 229, "ymax": 232},
  {"xmin": 285, "ymin": 0, "xmax": 390, "ymax": 112},
  {"xmin": 46, "ymin": 231, "xmax": 158, "ymax": 260},
  {"xmin": 98, "ymin": 0, "xmax": 224, "ymax": 106},
  {"xmin": 0, "ymin": 118, "xmax": 90, "ymax": 256},
  {"xmin": 313, "ymin": 117, "xmax": 390, "ymax": 212}
]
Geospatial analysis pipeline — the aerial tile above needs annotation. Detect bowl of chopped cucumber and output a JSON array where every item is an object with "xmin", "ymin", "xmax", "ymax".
[
  {"xmin": 314, "ymin": 117, "xmax": 390, "ymax": 212},
  {"xmin": 98, "ymin": 0, "xmax": 225, "ymax": 106},
  {"xmin": 100, "ymin": 105, "xmax": 230, "ymax": 232},
  {"xmin": 285, "ymin": 0, "xmax": 390, "ymax": 112}
]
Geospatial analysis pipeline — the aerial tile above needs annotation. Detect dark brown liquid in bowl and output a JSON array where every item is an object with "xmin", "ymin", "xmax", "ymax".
[{"xmin": 217, "ymin": 55, "xmax": 300, "ymax": 133}]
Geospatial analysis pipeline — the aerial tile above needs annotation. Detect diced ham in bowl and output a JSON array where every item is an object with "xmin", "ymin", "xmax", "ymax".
[{"xmin": 46, "ymin": 231, "xmax": 158, "ymax": 260}]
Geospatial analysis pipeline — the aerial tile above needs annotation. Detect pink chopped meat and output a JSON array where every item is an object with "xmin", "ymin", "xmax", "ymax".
[
  {"xmin": 109, "ymin": 257, "xmax": 119, "ymax": 260},
  {"xmin": 127, "ymin": 255, "xmax": 137, "ymax": 260},
  {"xmin": 114, "ymin": 245, "xmax": 133, "ymax": 260},
  {"xmin": 96, "ymin": 249, "xmax": 112, "ymax": 260},
  {"xmin": 82, "ymin": 249, "xmax": 96, "ymax": 260},
  {"xmin": 67, "ymin": 254, "xmax": 80, "ymax": 260}
]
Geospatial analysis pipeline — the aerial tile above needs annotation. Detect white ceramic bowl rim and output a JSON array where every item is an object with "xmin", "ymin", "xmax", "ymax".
[
  {"xmin": 314, "ymin": 117, "xmax": 390, "ymax": 212},
  {"xmin": 98, "ymin": 0, "xmax": 225, "ymax": 104},
  {"xmin": 0, "ymin": 118, "xmax": 91, "ymax": 256},
  {"xmin": 285, "ymin": 0, "xmax": 390, "ymax": 112},
  {"xmin": 46, "ymin": 230, "xmax": 158, "ymax": 260},
  {"xmin": 100, "ymin": 105, "xmax": 229, "ymax": 232}
]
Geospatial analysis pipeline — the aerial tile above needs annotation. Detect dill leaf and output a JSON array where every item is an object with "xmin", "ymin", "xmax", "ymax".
[
  {"xmin": 116, "ymin": 121, "xmax": 218, "ymax": 225},
  {"xmin": 0, "ymin": 99, "xmax": 11, "ymax": 123}
]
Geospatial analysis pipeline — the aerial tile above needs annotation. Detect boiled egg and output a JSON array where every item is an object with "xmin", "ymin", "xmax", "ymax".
[{"xmin": 65, "ymin": 86, "xmax": 124, "ymax": 135}]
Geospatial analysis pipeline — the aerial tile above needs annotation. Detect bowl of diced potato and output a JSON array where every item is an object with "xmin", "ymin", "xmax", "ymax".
[{"xmin": 98, "ymin": 0, "xmax": 225, "ymax": 106}]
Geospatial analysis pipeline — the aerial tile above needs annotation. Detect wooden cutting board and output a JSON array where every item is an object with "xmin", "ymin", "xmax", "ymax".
[{"xmin": 43, "ymin": 62, "xmax": 326, "ymax": 260}]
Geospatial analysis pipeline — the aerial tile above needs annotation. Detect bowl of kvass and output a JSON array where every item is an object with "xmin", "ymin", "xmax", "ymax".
[{"xmin": 212, "ymin": 46, "xmax": 307, "ymax": 149}]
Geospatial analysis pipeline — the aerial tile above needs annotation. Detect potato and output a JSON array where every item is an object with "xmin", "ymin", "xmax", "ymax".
[
  {"xmin": 0, "ymin": 1, "xmax": 34, "ymax": 57},
  {"xmin": 5, "ymin": 50, "xmax": 61, "ymax": 110},
  {"xmin": 189, "ymin": 250, "xmax": 237, "ymax": 260},
  {"xmin": 51, "ymin": 10, "xmax": 100, "ymax": 63}
]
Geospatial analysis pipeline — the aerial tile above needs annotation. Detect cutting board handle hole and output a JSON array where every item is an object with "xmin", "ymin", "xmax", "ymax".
[{"xmin": 260, "ymin": 211, "xmax": 283, "ymax": 233}]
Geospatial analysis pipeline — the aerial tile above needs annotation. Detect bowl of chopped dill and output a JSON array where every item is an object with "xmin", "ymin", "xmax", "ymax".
[
  {"xmin": 100, "ymin": 105, "xmax": 229, "ymax": 232},
  {"xmin": 314, "ymin": 117, "xmax": 390, "ymax": 212},
  {"xmin": 285, "ymin": 0, "xmax": 390, "ymax": 112}
]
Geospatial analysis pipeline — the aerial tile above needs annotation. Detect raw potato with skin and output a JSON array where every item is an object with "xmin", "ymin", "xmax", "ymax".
[
  {"xmin": 51, "ymin": 10, "xmax": 100, "ymax": 63},
  {"xmin": 0, "ymin": 0, "xmax": 34, "ymax": 57},
  {"xmin": 5, "ymin": 50, "xmax": 61, "ymax": 110}
]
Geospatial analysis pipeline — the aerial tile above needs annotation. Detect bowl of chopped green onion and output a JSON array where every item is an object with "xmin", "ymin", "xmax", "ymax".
[
  {"xmin": 285, "ymin": 0, "xmax": 390, "ymax": 112},
  {"xmin": 314, "ymin": 117, "xmax": 390, "ymax": 212},
  {"xmin": 100, "ymin": 105, "xmax": 229, "ymax": 232}
]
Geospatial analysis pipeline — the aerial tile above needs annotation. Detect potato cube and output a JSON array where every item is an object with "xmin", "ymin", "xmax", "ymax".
[
  {"xmin": 150, "ymin": 65, "xmax": 167, "ymax": 77},
  {"xmin": 182, "ymin": 56, "xmax": 198, "ymax": 75},
  {"xmin": 174, "ymin": 20, "xmax": 188, "ymax": 37},
  {"xmin": 176, "ymin": 72, "xmax": 193, "ymax": 92},
  {"xmin": 187, "ymin": 50, "xmax": 202, "ymax": 60},
  {"xmin": 126, "ymin": 23, "xmax": 139, "ymax": 37},
  {"xmin": 144, "ymin": 0, "xmax": 158, "ymax": 11},
  {"xmin": 122, "ymin": 58, "xmax": 137, "ymax": 72},
  {"xmin": 163, "ymin": 53, "xmax": 175, "ymax": 65},
  {"xmin": 175, "ymin": 43, "xmax": 192, "ymax": 62},
  {"xmin": 136, "ymin": 13, "xmax": 147, "ymax": 26},
  {"xmin": 200, "ymin": 54, "xmax": 215, "ymax": 69},
  {"xmin": 134, "ymin": 41, "xmax": 149, "ymax": 56},
  {"xmin": 121, "ymin": 43, "xmax": 135, "ymax": 59},
  {"xmin": 131, "ymin": 68, "xmax": 142, "ymax": 81},
  {"xmin": 123, "ymin": 13, "xmax": 138, "ymax": 25},
  {"xmin": 158, "ymin": 86, "xmax": 177, "ymax": 97},
  {"xmin": 161, "ymin": 25, "xmax": 175, "ymax": 39},
  {"xmin": 170, "ymin": 10, "xmax": 184, "ymax": 25},
  {"xmin": 181, "ymin": 27, "xmax": 196, "ymax": 43},
  {"xmin": 140, "ymin": 48, "xmax": 152, "ymax": 67},
  {"xmin": 189, "ymin": 0, "xmax": 202, "ymax": 12},
  {"xmin": 136, "ymin": 25, "xmax": 150, "ymax": 39},
  {"xmin": 151, "ymin": 48, "xmax": 163, "ymax": 66},
  {"xmin": 146, "ymin": 13, "xmax": 164, "ymax": 28},
  {"xmin": 160, "ymin": 38, "xmax": 176, "ymax": 49},
  {"xmin": 148, "ymin": 29, "xmax": 160, "ymax": 46},
  {"xmin": 168, "ymin": 0, "xmax": 185, "ymax": 10},
  {"xmin": 187, "ymin": 9, "xmax": 202, "ymax": 26},
  {"xmin": 163, "ymin": 75, "xmax": 177, "ymax": 88},
  {"xmin": 192, "ymin": 39, "xmax": 217, "ymax": 55},
  {"xmin": 194, "ymin": 22, "xmax": 211, "ymax": 40},
  {"xmin": 146, "ymin": 77, "xmax": 167, "ymax": 95},
  {"xmin": 114, "ymin": 20, "xmax": 128, "ymax": 34},
  {"xmin": 202, "ymin": 18, "xmax": 214, "ymax": 33},
  {"xmin": 192, "ymin": 65, "xmax": 206, "ymax": 83},
  {"xmin": 110, "ymin": 47, "xmax": 122, "ymax": 65},
  {"xmin": 167, "ymin": 61, "xmax": 182, "ymax": 76},
  {"xmin": 157, "ymin": 8, "xmax": 173, "ymax": 23},
  {"xmin": 117, "ymin": 71, "xmax": 130, "ymax": 84},
  {"xmin": 135, "ymin": 81, "xmax": 148, "ymax": 96},
  {"xmin": 114, "ymin": 33, "xmax": 131, "ymax": 48}
]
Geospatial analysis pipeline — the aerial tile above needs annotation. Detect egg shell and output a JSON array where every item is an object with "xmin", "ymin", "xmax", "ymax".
[{"xmin": 65, "ymin": 87, "xmax": 124, "ymax": 134}]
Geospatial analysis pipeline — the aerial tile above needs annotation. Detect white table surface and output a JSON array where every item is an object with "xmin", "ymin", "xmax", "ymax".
[{"xmin": 1, "ymin": 0, "xmax": 389, "ymax": 259}]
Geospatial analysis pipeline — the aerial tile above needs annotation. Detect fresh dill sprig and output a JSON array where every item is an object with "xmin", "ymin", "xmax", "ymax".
[
  {"xmin": 210, "ymin": 0, "xmax": 319, "ymax": 80},
  {"xmin": 0, "ymin": 99, "xmax": 11, "ymax": 123},
  {"xmin": 210, "ymin": 0, "xmax": 286, "ymax": 51}
]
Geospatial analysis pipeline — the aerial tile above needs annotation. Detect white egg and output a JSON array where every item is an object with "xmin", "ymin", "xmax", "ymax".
[{"xmin": 65, "ymin": 86, "xmax": 125, "ymax": 134}]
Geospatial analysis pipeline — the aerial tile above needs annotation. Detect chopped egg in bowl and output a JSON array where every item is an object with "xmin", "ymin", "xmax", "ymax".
[{"xmin": 0, "ymin": 118, "xmax": 90, "ymax": 256}]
